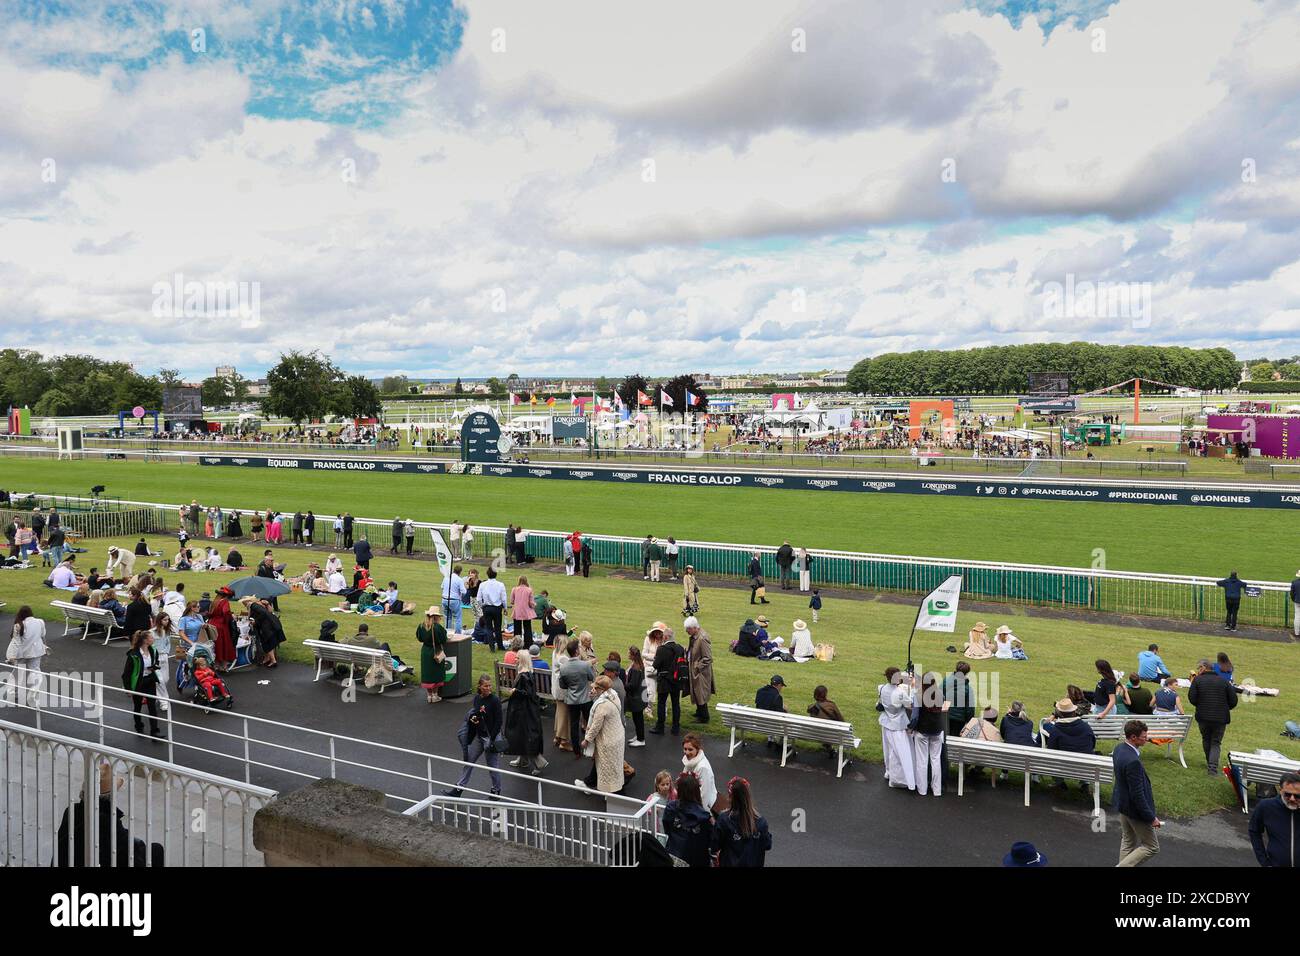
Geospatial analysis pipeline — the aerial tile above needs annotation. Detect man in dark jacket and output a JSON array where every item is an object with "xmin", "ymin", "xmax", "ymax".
[
  {"xmin": 390, "ymin": 517, "xmax": 403, "ymax": 554},
  {"xmin": 292, "ymin": 510, "xmax": 304, "ymax": 544},
  {"xmin": 734, "ymin": 620, "xmax": 762, "ymax": 657},
  {"xmin": 1216, "ymin": 570, "xmax": 1246, "ymax": 631},
  {"xmin": 1188, "ymin": 658, "xmax": 1238, "ymax": 776},
  {"xmin": 1291, "ymin": 571, "xmax": 1300, "ymax": 638},
  {"xmin": 1113, "ymin": 720, "xmax": 1161, "ymax": 867},
  {"xmin": 353, "ymin": 534, "xmax": 372, "ymax": 570},
  {"xmin": 1042, "ymin": 698, "xmax": 1097, "ymax": 790},
  {"xmin": 1000, "ymin": 702, "xmax": 1037, "ymax": 747},
  {"xmin": 650, "ymin": 636, "xmax": 687, "ymax": 735},
  {"xmin": 775, "ymin": 541, "xmax": 794, "ymax": 590},
  {"xmin": 1248, "ymin": 771, "xmax": 1299, "ymax": 867},
  {"xmin": 342, "ymin": 512, "xmax": 354, "ymax": 548},
  {"xmin": 755, "ymin": 675, "xmax": 786, "ymax": 713}
]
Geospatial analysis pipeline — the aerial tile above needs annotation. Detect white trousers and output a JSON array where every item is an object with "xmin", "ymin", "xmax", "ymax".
[
  {"xmin": 881, "ymin": 727, "xmax": 915, "ymax": 789},
  {"xmin": 799, "ymin": 570, "xmax": 810, "ymax": 592},
  {"xmin": 912, "ymin": 731, "xmax": 944, "ymax": 795},
  {"xmin": 15, "ymin": 657, "xmax": 42, "ymax": 707},
  {"xmin": 155, "ymin": 657, "xmax": 171, "ymax": 712}
]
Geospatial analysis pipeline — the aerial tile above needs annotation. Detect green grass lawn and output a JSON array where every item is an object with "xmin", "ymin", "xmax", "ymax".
[
  {"xmin": 3, "ymin": 457, "xmax": 1296, "ymax": 580},
  {"xmin": 5, "ymin": 532, "xmax": 1297, "ymax": 817}
]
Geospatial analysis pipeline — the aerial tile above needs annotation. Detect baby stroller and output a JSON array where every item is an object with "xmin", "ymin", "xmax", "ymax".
[
  {"xmin": 230, "ymin": 618, "xmax": 261, "ymax": 672},
  {"xmin": 175, "ymin": 645, "xmax": 234, "ymax": 711}
]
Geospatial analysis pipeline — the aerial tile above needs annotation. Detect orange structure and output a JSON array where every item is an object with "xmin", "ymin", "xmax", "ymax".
[{"xmin": 908, "ymin": 400, "xmax": 955, "ymax": 441}]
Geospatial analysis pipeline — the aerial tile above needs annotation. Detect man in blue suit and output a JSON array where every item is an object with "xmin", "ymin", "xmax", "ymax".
[{"xmin": 1112, "ymin": 720, "xmax": 1162, "ymax": 867}]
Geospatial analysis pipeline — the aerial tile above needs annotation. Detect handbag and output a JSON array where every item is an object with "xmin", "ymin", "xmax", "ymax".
[
  {"xmin": 490, "ymin": 732, "xmax": 509, "ymax": 754},
  {"xmin": 813, "ymin": 643, "xmax": 835, "ymax": 662},
  {"xmin": 754, "ymin": 586, "xmax": 767, "ymax": 600}
]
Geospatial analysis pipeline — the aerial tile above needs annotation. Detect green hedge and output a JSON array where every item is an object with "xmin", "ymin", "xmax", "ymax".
[{"xmin": 1239, "ymin": 381, "xmax": 1300, "ymax": 393}]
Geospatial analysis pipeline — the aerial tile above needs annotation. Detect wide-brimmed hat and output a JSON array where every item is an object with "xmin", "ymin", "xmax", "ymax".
[
  {"xmin": 425, "ymin": 605, "xmax": 442, "ymax": 617},
  {"xmin": 1003, "ymin": 842, "xmax": 1047, "ymax": 867},
  {"xmin": 1055, "ymin": 698, "xmax": 1078, "ymax": 714},
  {"xmin": 996, "ymin": 625, "xmax": 1013, "ymax": 636},
  {"xmin": 685, "ymin": 565, "xmax": 694, "ymax": 572},
  {"xmin": 216, "ymin": 586, "xmax": 235, "ymax": 597},
  {"xmin": 740, "ymin": 619, "xmax": 758, "ymax": 634},
  {"xmin": 553, "ymin": 610, "xmax": 566, "ymax": 621},
  {"xmin": 792, "ymin": 619, "xmax": 807, "ymax": 630},
  {"xmin": 756, "ymin": 615, "xmax": 770, "ymax": 627},
  {"xmin": 971, "ymin": 622, "xmax": 988, "ymax": 633}
]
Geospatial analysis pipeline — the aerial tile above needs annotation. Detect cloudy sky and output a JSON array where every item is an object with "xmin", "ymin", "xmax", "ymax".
[{"xmin": 2, "ymin": 0, "xmax": 1299, "ymax": 381}]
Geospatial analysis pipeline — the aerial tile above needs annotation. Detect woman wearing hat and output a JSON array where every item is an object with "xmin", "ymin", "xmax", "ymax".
[
  {"xmin": 641, "ymin": 623, "xmax": 666, "ymax": 711},
  {"xmin": 681, "ymin": 565, "xmax": 699, "ymax": 617},
  {"xmin": 963, "ymin": 622, "xmax": 993, "ymax": 660},
  {"xmin": 993, "ymin": 625, "xmax": 1016, "ymax": 660},
  {"xmin": 417, "ymin": 606, "xmax": 448, "ymax": 703},
  {"xmin": 209, "ymin": 586, "xmax": 237, "ymax": 671},
  {"xmin": 789, "ymin": 619, "xmax": 814, "ymax": 662}
]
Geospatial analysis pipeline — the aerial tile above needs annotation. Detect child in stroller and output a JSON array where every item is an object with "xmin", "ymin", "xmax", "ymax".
[{"xmin": 175, "ymin": 644, "xmax": 233, "ymax": 708}]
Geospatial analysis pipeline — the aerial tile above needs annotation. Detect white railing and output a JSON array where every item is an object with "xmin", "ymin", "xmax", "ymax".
[
  {"xmin": 0, "ymin": 664, "xmax": 646, "ymax": 817},
  {"xmin": 402, "ymin": 794, "xmax": 664, "ymax": 866},
  {"xmin": 0, "ymin": 716, "xmax": 275, "ymax": 867}
]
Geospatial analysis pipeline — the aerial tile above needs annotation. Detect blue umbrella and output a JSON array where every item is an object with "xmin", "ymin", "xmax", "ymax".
[{"xmin": 226, "ymin": 576, "xmax": 291, "ymax": 600}]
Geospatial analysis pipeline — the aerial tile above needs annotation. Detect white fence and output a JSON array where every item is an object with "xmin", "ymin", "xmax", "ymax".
[{"xmin": 0, "ymin": 716, "xmax": 274, "ymax": 866}]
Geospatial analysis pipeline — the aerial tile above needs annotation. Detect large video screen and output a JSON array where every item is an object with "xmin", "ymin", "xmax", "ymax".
[
  {"xmin": 1027, "ymin": 372, "xmax": 1071, "ymax": 396},
  {"xmin": 162, "ymin": 386, "xmax": 203, "ymax": 417}
]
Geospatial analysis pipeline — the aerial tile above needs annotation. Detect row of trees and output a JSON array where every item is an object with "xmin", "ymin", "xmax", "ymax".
[
  {"xmin": 0, "ymin": 349, "xmax": 164, "ymax": 417},
  {"xmin": 1244, "ymin": 357, "xmax": 1300, "ymax": 383},
  {"xmin": 262, "ymin": 352, "xmax": 381, "ymax": 423},
  {"xmin": 846, "ymin": 344, "xmax": 1241, "ymax": 395}
]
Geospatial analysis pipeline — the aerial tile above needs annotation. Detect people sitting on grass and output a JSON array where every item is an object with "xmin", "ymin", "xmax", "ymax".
[
  {"xmin": 1137, "ymin": 643, "xmax": 1171, "ymax": 683},
  {"xmin": 48, "ymin": 558, "xmax": 81, "ymax": 590},
  {"xmin": 789, "ymin": 619, "xmax": 814, "ymax": 662},
  {"xmin": 963, "ymin": 622, "xmax": 992, "ymax": 660},
  {"xmin": 1213, "ymin": 651, "xmax": 1234, "ymax": 683},
  {"xmin": 734, "ymin": 619, "xmax": 762, "ymax": 657},
  {"xmin": 1153, "ymin": 677, "xmax": 1184, "ymax": 715}
]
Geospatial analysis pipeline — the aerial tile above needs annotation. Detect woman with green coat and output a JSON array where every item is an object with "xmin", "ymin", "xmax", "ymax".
[{"xmin": 417, "ymin": 606, "xmax": 448, "ymax": 704}]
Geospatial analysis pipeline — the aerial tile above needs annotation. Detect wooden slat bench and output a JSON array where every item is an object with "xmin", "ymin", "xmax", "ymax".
[
  {"xmin": 717, "ymin": 702, "xmax": 860, "ymax": 778},
  {"xmin": 50, "ymin": 600, "xmax": 122, "ymax": 645},
  {"xmin": 493, "ymin": 660, "xmax": 554, "ymax": 701},
  {"xmin": 1228, "ymin": 751, "xmax": 1300, "ymax": 813},
  {"xmin": 302, "ymin": 640, "xmax": 400, "ymax": 694},
  {"xmin": 947, "ymin": 736, "xmax": 1115, "ymax": 815},
  {"xmin": 1039, "ymin": 714, "xmax": 1193, "ymax": 768}
]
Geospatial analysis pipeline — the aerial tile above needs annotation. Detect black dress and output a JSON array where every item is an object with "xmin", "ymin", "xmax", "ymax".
[{"xmin": 505, "ymin": 673, "xmax": 544, "ymax": 758}]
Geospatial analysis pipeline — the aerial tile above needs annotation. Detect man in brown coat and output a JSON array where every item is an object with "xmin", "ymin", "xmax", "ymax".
[{"xmin": 684, "ymin": 616, "xmax": 715, "ymax": 723}]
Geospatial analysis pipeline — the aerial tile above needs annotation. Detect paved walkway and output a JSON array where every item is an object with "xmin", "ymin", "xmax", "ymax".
[{"xmin": 1, "ymin": 614, "xmax": 1258, "ymax": 866}]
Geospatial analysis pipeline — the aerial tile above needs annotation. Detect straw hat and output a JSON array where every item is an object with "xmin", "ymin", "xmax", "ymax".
[
  {"xmin": 792, "ymin": 619, "xmax": 808, "ymax": 630},
  {"xmin": 971, "ymin": 622, "xmax": 988, "ymax": 633},
  {"xmin": 756, "ymin": 615, "xmax": 770, "ymax": 627},
  {"xmin": 996, "ymin": 625, "xmax": 1013, "ymax": 636},
  {"xmin": 1055, "ymin": 698, "xmax": 1078, "ymax": 714},
  {"xmin": 425, "ymin": 605, "xmax": 442, "ymax": 617}
]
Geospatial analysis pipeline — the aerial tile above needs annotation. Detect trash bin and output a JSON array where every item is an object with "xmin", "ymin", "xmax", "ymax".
[{"xmin": 442, "ymin": 634, "xmax": 474, "ymax": 698}]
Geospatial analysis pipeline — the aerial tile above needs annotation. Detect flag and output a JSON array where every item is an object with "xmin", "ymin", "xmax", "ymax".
[
  {"xmin": 529, "ymin": 394, "xmax": 537, "ymax": 405},
  {"xmin": 570, "ymin": 392, "xmax": 578, "ymax": 406},
  {"xmin": 685, "ymin": 390, "xmax": 699, "ymax": 407},
  {"xmin": 914, "ymin": 575, "xmax": 963, "ymax": 633},
  {"xmin": 545, "ymin": 396, "xmax": 556, "ymax": 407},
  {"xmin": 613, "ymin": 392, "xmax": 624, "ymax": 409},
  {"xmin": 637, "ymin": 389, "xmax": 651, "ymax": 405},
  {"xmin": 431, "ymin": 529, "xmax": 452, "ymax": 581},
  {"xmin": 660, "ymin": 389, "xmax": 673, "ymax": 407},
  {"xmin": 510, "ymin": 393, "xmax": 520, "ymax": 406}
]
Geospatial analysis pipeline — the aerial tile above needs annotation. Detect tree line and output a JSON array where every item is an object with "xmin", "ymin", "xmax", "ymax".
[{"xmin": 845, "ymin": 344, "xmax": 1241, "ymax": 395}]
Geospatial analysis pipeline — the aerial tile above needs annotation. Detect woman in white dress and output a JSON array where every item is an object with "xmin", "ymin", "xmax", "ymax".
[
  {"xmin": 6, "ymin": 606, "xmax": 47, "ymax": 708},
  {"xmin": 789, "ymin": 619, "xmax": 815, "ymax": 662},
  {"xmin": 878, "ymin": 667, "xmax": 916, "ymax": 790}
]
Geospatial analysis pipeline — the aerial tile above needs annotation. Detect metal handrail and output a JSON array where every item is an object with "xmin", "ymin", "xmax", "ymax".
[{"xmin": 0, "ymin": 664, "xmax": 647, "ymax": 814}]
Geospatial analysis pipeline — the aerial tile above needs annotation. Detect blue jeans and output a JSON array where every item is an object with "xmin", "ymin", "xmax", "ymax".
[
  {"xmin": 50, "ymin": 545, "xmax": 65, "ymax": 565},
  {"xmin": 455, "ymin": 736, "xmax": 501, "ymax": 791},
  {"xmin": 443, "ymin": 597, "xmax": 463, "ymax": 633}
]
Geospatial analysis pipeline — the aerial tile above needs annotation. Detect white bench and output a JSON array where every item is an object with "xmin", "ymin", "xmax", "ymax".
[
  {"xmin": 1228, "ymin": 751, "xmax": 1300, "ymax": 813},
  {"xmin": 717, "ymin": 702, "xmax": 861, "ymax": 778},
  {"xmin": 1039, "ymin": 714, "xmax": 1193, "ymax": 768},
  {"xmin": 302, "ymin": 640, "xmax": 400, "ymax": 694},
  {"xmin": 947, "ymin": 737, "xmax": 1115, "ymax": 815},
  {"xmin": 493, "ymin": 660, "xmax": 554, "ymax": 701},
  {"xmin": 50, "ymin": 600, "xmax": 123, "ymax": 645}
]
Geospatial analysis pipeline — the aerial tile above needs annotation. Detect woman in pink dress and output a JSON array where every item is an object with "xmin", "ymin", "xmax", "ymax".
[{"xmin": 510, "ymin": 576, "xmax": 537, "ymax": 646}]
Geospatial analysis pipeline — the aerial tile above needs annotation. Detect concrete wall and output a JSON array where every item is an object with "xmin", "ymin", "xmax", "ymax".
[{"xmin": 253, "ymin": 778, "xmax": 585, "ymax": 867}]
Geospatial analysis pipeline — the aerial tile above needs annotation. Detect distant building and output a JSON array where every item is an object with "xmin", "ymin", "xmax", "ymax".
[
  {"xmin": 246, "ymin": 379, "xmax": 270, "ymax": 398},
  {"xmin": 820, "ymin": 371, "xmax": 849, "ymax": 387},
  {"xmin": 215, "ymin": 365, "xmax": 237, "ymax": 379},
  {"xmin": 721, "ymin": 376, "xmax": 752, "ymax": 389}
]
